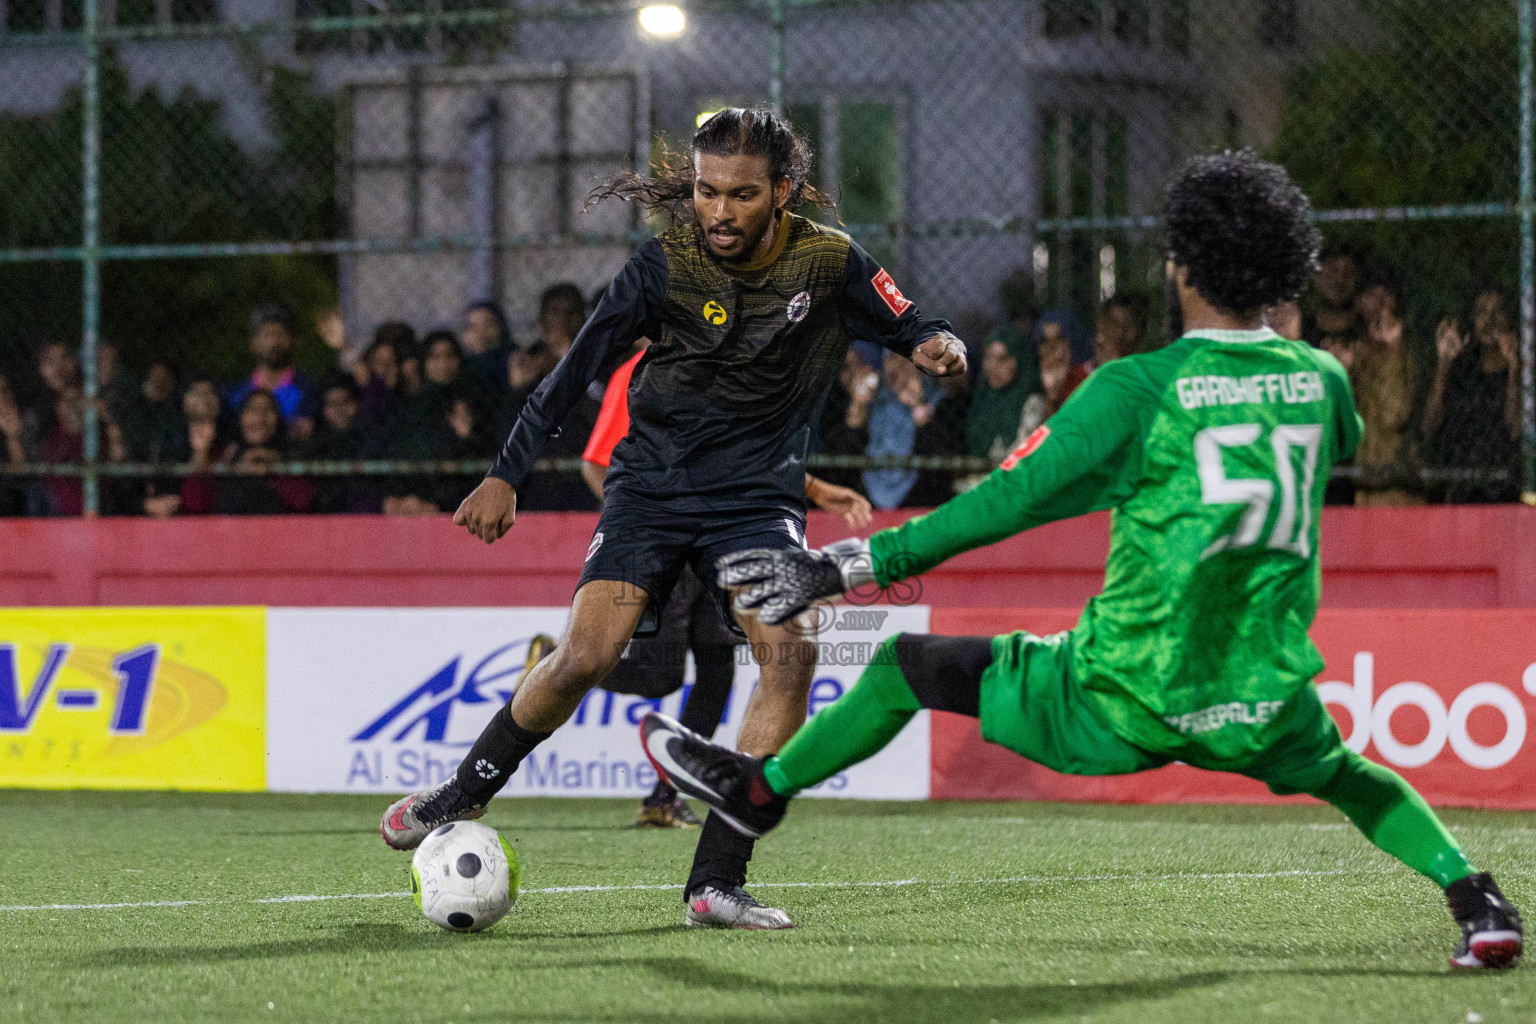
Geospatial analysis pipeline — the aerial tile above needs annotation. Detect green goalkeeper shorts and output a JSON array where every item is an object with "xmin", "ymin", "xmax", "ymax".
[{"xmin": 975, "ymin": 630, "xmax": 1350, "ymax": 796}]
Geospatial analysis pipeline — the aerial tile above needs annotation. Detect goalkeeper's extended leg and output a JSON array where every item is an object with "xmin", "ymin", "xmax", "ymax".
[
  {"xmin": 641, "ymin": 633, "xmax": 984, "ymax": 838},
  {"xmin": 1309, "ymin": 751, "xmax": 1522, "ymax": 969}
]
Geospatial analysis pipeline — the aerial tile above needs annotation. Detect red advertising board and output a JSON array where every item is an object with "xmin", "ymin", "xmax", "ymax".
[{"xmin": 929, "ymin": 608, "xmax": 1536, "ymax": 808}]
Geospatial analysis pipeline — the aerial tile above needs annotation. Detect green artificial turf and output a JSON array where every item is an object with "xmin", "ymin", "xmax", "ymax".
[{"xmin": 1, "ymin": 792, "xmax": 1533, "ymax": 1023}]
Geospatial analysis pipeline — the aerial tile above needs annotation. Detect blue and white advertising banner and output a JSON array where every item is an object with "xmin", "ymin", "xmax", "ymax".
[{"xmin": 265, "ymin": 605, "xmax": 931, "ymax": 800}]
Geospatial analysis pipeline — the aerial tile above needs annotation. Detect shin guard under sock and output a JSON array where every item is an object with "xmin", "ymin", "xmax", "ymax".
[
  {"xmin": 455, "ymin": 703, "xmax": 552, "ymax": 803},
  {"xmin": 677, "ymin": 644, "xmax": 735, "ymax": 739},
  {"xmin": 1312, "ymin": 749, "xmax": 1476, "ymax": 888},
  {"xmin": 763, "ymin": 635, "xmax": 921, "ymax": 797},
  {"xmin": 685, "ymin": 811, "xmax": 756, "ymax": 897}
]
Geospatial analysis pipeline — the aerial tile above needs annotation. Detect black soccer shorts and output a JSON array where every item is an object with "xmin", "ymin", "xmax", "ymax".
[{"xmin": 576, "ymin": 491, "xmax": 808, "ymax": 639}]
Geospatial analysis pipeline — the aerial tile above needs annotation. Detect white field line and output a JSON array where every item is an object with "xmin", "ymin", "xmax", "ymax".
[
  {"xmin": 0, "ymin": 867, "xmax": 1392, "ymax": 913},
  {"xmin": 954, "ymin": 818, "xmax": 1352, "ymax": 830}
]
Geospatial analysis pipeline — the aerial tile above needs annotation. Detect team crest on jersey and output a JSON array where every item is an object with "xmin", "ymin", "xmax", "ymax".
[
  {"xmin": 786, "ymin": 291, "xmax": 811, "ymax": 323},
  {"xmin": 871, "ymin": 269, "xmax": 913, "ymax": 316},
  {"xmin": 1000, "ymin": 425, "xmax": 1050, "ymax": 470},
  {"xmin": 702, "ymin": 300, "xmax": 728, "ymax": 326}
]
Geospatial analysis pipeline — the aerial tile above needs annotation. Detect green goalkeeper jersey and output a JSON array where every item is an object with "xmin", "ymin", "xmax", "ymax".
[{"xmin": 870, "ymin": 327, "xmax": 1363, "ymax": 764}]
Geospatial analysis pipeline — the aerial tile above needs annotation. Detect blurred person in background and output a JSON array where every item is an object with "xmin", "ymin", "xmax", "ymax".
[
  {"xmin": 0, "ymin": 373, "xmax": 29, "ymax": 516},
  {"xmin": 1096, "ymin": 293, "xmax": 1151, "ymax": 361},
  {"xmin": 93, "ymin": 340, "xmax": 136, "ymax": 422},
  {"xmin": 422, "ymin": 329, "xmax": 466, "ymax": 390},
  {"xmin": 1018, "ymin": 309, "xmax": 1091, "ymax": 438},
  {"xmin": 22, "ymin": 386, "xmax": 128, "ymax": 517},
  {"xmin": 534, "ymin": 283, "xmax": 588, "ymax": 374},
  {"xmin": 309, "ymin": 375, "xmax": 381, "ymax": 515},
  {"xmin": 1350, "ymin": 276, "xmax": 1422, "ymax": 506},
  {"xmin": 20, "ymin": 342, "xmax": 129, "ymax": 516},
  {"xmin": 31, "ymin": 340, "xmax": 80, "ymax": 408},
  {"xmin": 966, "ymin": 333, "xmax": 1033, "ymax": 465},
  {"xmin": 861, "ymin": 352, "xmax": 947, "ymax": 510},
  {"xmin": 1303, "ymin": 243, "xmax": 1363, "ymax": 360},
  {"xmin": 316, "ymin": 307, "xmax": 358, "ymax": 380},
  {"xmin": 227, "ymin": 304, "xmax": 314, "ymax": 441},
  {"xmin": 916, "ymin": 366, "xmax": 971, "ymax": 497},
  {"xmin": 500, "ymin": 283, "xmax": 602, "ymax": 513},
  {"xmin": 393, "ymin": 330, "xmax": 469, "ymax": 445},
  {"xmin": 986, "ymin": 273, "xmax": 1041, "ymax": 395},
  {"xmin": 122, "ymin": 360, "xmax": 185, "ymax": 465},
  {"xmin": 463, "ymin": 300, "xmax": 513, "ymax": 359},
  {"xmin": 379, "ymin": 330, "xmax": 488, "ymax": 517},
  {"xmin": 1422, "ymin": 286, "xmax": 1522, "ymax": 503},
  {"xmin": 167, "ymin": 375, "xmax": 227, "ymax": 519},
  {"xmin": 498, "ymin": 341, "xmax": 549, "ymax": 424},
  {"xmin": 815, "ymin": 344, "xmax": 878, "ymax": 494},
  {"xmin": 183, "ymin": 389, "xmax": 312, "ymax": 515},
  {"xmin": 359, "ymin": 323, "xmax": 415, "ymax": 430},
  {"xmin": 456, "ymin": 301, "xmax": 513, "ymax": 420},
  {"xmin": 121, "ymin": 360, "xmax": 192, "ymax": 519},
  {"xmin": 426, "ymin": 390, "xmax": 497, "ymax": 513},
  {"xmin": 1265, "ymin": 299, "xmax": 1304, "ymax": 340}
]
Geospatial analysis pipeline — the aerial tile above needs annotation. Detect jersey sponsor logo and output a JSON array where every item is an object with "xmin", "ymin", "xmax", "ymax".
[
  {"xmin": 787, "ymin": 290, "xmax": 811, "ymax": 323},
  {"xmin": 871, "ymin": 269, "xmax": 913, "ymax": 317},
  {"xmin": 702, "ymin": 300, "xmax": 728, "ymax": 326},
  {"xmin": 1000, "ymin": 425, "xmax": 1051, "ymax": 470},
  {"xmin": 1163, "ymin": 700, "xmax": 1286, "ymax": 735},
  {"xmin": 586, "ymin": 531, "xmax": 604, "ymax": 562},
  {"xmin": 1175, "ymin": 371, "xmax": 1325, "ymax": 410}
]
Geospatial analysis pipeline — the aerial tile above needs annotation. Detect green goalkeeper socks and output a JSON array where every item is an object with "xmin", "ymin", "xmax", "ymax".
[
  {"xmin": 1312, "ymin": 750, "xmax": 1475, "ymax": 889},
  {"xmin": 763, "ymin": 636, "xmax": 919, "ymax": 797},
  {"xmin": 761, "ymin": 639, "xmax": 1476, "ymax": 893}
]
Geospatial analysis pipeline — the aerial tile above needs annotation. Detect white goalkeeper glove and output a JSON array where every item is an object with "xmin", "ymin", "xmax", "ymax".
[{"xmin": 715, "ymin": 537, "xmax": 878, "ymax": 626}]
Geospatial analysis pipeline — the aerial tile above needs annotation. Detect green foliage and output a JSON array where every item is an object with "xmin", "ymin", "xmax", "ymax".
[
  {"xmin": 1272, "ymin": 0, "xmax": 1518, "ymax": 325},
  {"xmin": 0, "ymin": 51, "xmax": 338, "ymax": 382}
]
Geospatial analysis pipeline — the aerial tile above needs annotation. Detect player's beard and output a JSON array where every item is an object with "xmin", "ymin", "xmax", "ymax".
[{"xmin": 1163, "ymin": 273, "xmax": 1183, "ymax": 342}]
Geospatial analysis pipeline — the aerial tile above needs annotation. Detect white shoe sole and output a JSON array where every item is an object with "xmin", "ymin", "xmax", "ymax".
[{"xmin": 1451, "ymin": 930, "xmax": 1522, "ymax": 969}]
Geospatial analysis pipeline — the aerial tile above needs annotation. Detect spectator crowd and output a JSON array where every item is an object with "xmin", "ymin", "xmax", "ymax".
[{"xmin": 0, "ymin": 244, "xmax": 1525, "ymax": 519}]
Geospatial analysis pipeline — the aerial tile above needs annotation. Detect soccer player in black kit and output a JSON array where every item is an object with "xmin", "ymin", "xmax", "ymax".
[{"xmin": 381, "ymin": 107, "xmax": 967, "ymax": 928}]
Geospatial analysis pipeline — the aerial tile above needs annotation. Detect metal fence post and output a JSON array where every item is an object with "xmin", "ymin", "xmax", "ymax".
[
  {"xmin": 1520, "ymin": 0, "xmax": 1536, "ymax": 503},
  {"xmin": 80, "ymin": 0, "xmax": 102, "ymax": 516},
  {"xmin": 768, "ymin": 0, "xmax": 784, "ymax": 114}
]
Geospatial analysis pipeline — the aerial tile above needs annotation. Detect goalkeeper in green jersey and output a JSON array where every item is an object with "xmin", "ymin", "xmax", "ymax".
[{"xmin": 641, "ymin": 151, "xmax": 1523, "ymax": 969}]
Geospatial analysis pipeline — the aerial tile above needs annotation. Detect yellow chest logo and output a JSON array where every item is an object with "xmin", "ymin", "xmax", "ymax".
[{"xmin": 702, "ymin": 301, "xmax": 728, "ymax": 326}]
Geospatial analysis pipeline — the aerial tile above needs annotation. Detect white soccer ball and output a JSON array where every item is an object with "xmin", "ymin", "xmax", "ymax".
[{"xmin": 409, "ymin": 820, "xmax": 519, "ymax": 932}]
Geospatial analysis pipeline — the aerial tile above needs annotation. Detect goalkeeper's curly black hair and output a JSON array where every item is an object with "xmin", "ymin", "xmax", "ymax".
[{"xmin": 1163, "ymin": 150, "xmax": 1321, "ymax": 315}]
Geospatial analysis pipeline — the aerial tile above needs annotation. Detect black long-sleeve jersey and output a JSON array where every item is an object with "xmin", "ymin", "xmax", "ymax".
[{"xmin": 489, "ymin": 211, "xmax": 953, "ymax": 513}]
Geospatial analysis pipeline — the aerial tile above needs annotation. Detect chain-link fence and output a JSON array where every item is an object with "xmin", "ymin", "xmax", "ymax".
[{"xmin": 0, "ymin": 0, "xmax": 1532, "ymax": 517}]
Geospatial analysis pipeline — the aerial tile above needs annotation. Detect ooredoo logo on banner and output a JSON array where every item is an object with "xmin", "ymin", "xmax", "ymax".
[
  {"xmin": 0, "ymin": 607, "xmax": 266, "ymax": 791},
  {"xmin": 265, "ymin": 606, "xmax": 931, "ymax": 800},
  {"xmin": 926, "ymin": 607, "xmax": 1536, "ymax": 807},
  {"xmin": 1311, "ymin": 609, "xmax": 1536, "ymax": 807}
]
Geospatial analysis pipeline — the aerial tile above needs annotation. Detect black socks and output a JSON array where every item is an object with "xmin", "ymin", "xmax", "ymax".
[
  {"xmin": 685, "ymin": 811, "xmax": 756, "ymax": 898},
  {"xmin": 455, "ymin": 703, "xmax": 552, "ymax": 802},
  {"xmin": 677, "ymin": 644, "xmax": 735, "ymax": 736}
]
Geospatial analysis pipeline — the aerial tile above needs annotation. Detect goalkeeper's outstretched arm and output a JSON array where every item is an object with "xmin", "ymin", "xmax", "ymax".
[
  {"xmin": 719, "ymin": 360, "xmax": 1161, "ymax": 624},
  {"xmin": 868, "ymin": 360, "xmax": 1156, "ymax": 586}
]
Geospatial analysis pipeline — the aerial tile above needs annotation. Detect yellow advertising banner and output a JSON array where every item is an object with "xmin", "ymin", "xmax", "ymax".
[{"xmin": 0, "ymin": 607, "xmax": 265, "ymax": 791}]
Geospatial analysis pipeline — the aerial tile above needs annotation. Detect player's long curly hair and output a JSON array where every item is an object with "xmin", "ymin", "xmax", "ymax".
[
  {"xmin": 587, "ymin": 107, "xmax": 834, "ymax": 221},
  {"xmin": 1164, "ymin": 150, "xmax": 1321, "ymax": 314}
]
